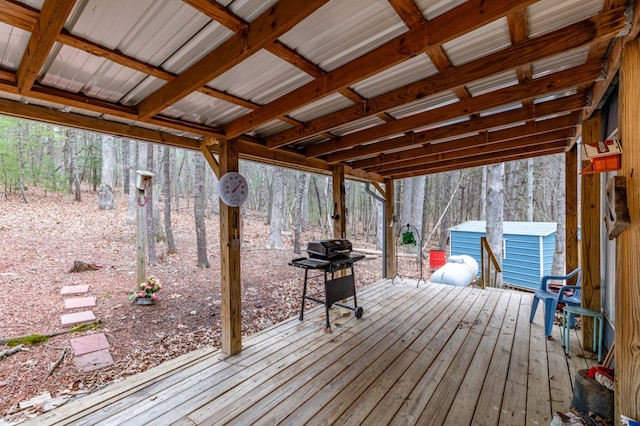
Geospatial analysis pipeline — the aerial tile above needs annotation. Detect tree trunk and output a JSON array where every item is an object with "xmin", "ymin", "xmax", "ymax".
[
  {"xmin": 486, "ymin": 163, "xmax": 505, "ymax": 288},
  {"xmin": 127, "ymin": 141, "xmax": 137, "ymax": 224},
  {"xmin": 67, "ymin": 129, "xmax": 81, "ymax": 202},
  {"xmin": 267, "ymin": 167, "xmax": 285, "ymax": 249},
  {"xmin": 16, "ymin": 123, "xmax": 28, "ymax": 203},
  {"xmin": 439, "ymin": 173, "xmax": 452, "ymax": 251},
  {"xmin": 98, "ymin": 135, "xmax": 116, "ymax": 210},
  {"xmin": 480, "ymin": 166, "xmax": 487, "ymax": 221},
  {"xmin": 527, "ymin": 158, "xmax": 534, "ymax": 221},
  {"xmin": 194, "ymin": 154, "xmax": 210, "ymax": 268},
  {"xmin": 293, "ymin": 171, "xmax": 306, "ymax": 254},
  {"xmin": 145, "ymin": 143, "xmax": 158, "ymax": 265},
  {"xmin": 163, "ymin": 146, "xmax": 177, "ymax": 254}
]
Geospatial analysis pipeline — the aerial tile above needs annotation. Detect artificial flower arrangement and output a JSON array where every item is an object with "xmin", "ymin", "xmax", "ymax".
[{"xmin": 129, "ymin": 275, "xmax": 162, "ymax": 302}]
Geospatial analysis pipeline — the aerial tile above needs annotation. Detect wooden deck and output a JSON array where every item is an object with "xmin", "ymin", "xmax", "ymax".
[{"xmin": 29, "ymin": 279, "xmax": 600, "ymax": 425}]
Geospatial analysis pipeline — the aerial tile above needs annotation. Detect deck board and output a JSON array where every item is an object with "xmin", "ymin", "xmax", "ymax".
[{"xmin": 28, "ymin": 280, "xmax": 587, "ymax": 426}]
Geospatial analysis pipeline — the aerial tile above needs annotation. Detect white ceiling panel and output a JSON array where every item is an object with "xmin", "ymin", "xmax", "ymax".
[
  {"xmin": 443, "ymin": 17, "xmax": 511, "ymax": 67},
  {"xmin": 288, "ymin": 93, "xmax": 354, "ymax": 123},
  {"xmin": 0, "ymin": 23, "xmax": 30, "ymax": 71},
  {"xmin": 527, "ymin": 0, "xmax": 605, "ymax": 39}
]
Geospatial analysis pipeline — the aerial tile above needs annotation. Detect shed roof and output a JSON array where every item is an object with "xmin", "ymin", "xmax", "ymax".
[
  {"xmin": 0, "ymin": 0, "xmax": 634, "ymax": 181},
  {"xmin": 450, "ymin": 220, "xmax": 557, "ymax": 236}
]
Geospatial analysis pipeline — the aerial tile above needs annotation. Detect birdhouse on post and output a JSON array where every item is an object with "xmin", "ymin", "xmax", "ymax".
[{"xmin": 136, "ymin": 170, "xmax": 154, "ymax": 190}]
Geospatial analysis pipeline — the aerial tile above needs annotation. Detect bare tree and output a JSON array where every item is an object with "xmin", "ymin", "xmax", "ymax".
[
  {"xmin": 66, "ymin": 129, "xmax": 81, "ymax": 202},
  {"xmin": 163, "ymin": 146, "xmax": 177, "ymax": 254},
  {"xmin": 194, "ymin": 154, "xmax": 209, "ymax": 268},
  {"xmin": 527, "ymin": 158, "xmax": 534, "ymax": 221},
  {"xmin": 267, "ymin": 167, "xmax": 285, "ymax": 249},
  {"xmin": 16, "ymin": 122, "xmax": 27, "ymax": 203},
  {"xmin": 126, "ymin": 141, "xmax": 137, "ymax": 224},
  {"xmin": 293, "ymin": 171, "xmax": 307, "ymax": 254},
  {"xmin": 486, "ymin": 163, "xmax": 505, "ymax": 288},
  {"xmin": 145, "ymin": 143, "xmax": 158, "ymax": 265},
  {"xmin": 98, "ymin": 135, "xmax": 116, "ymax": 210}
]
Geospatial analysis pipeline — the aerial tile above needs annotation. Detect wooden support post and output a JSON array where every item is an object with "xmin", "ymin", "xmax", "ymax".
[
  {"xmin": 332, "ymin": 165, "xmax": 346, "ymax": 239},
  {"xmin": 580, "ymin": 112, "xmax": 602, "ymax": 351},
  {"xmin": 135, "ymin": 186, "xmax": 147, "ymax": 288},
  {"xmin": 616, "ymin": 38, "xmax": 640, "ymax": 420},
  {"xmin": 384, "ymin": 178, "xmax": 396, "ymax": 278},
  {"xmin": 219, "ymin": 138, "xmax": 242, "ymax": 356},
  {"xmin": 565, "ymin": 145, "xmax": 579, "ymax": 274}
]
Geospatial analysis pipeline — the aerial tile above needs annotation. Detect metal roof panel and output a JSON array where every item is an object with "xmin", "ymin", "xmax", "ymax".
[
  {"xmin": 0, "ymin": 23, "xmax": 30, "ymax": 71},
  {"xmin": 527, "ymin": 0, "xmax": 605, "ymax": 39},
  {"xmin": 288, "ymin": 93, "xmax": 355, "ymax": 122},
  {"xmin": 443, "ymin": 17, "xmax": 511, "ymax": 67},
  {"xmin": 350, "ymin": 54, "xmax": 438, "ymax": 98},
  {"xmin": 210, "ymin": 50, "xmax": 313, "ymax": 105},
  {"xmin": 278, "ymin": 0, "xmax": 407, "ymax": 72}
]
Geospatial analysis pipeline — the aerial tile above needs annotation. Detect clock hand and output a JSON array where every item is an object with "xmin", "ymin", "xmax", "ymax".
[{"xmin": 231, "ymin": 182, "xmax": 242, "ymax": 193}]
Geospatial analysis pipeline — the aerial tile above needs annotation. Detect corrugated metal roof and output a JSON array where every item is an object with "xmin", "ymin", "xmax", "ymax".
[
  {"xmin": 211, "ymin": 50, "xmax": 313, "ymax": 105},
  {"xmin": 0, "ymin": 23, "xmax": 29, "ymax": 70},
  {"xmin": 415, "ymin": 0, "xmax": 466, "ymax": 21},
  {"xmin": 450, "ymin": 221, "xmax": 557, "ymax": 237},
  {"xmin": 532, "ymin": 46, "xmax": 591, "ymax": 79},
  {"xmin": 288, "ymin": 93, "xmax": 354, "ymax": 123},
  {"xmin": 350, "ymin": 54, "xmax": 438, "ymax": 98},
  {"xmin": 527, "ymin": 0, "xmax": 605, "ymax": 39},
  {"xmin": 443, "ymin": 17, "xmax": 511, "ymax": 67},
  {"xmin": 278, "ymin": 0, "xmax": 407, "ymax": 72},
  {"xmin": 387, "ymin": 91, "xmax": 458, "ymax": 120}
]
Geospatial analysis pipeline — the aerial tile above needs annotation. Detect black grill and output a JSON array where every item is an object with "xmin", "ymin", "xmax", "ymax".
[{"xmin": 289, "ymin": 239, "xmax": 365, "ymax": 329}]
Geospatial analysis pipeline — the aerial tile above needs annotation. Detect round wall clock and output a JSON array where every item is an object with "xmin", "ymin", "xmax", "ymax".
[{"xmin": 219, "ymin": 171, "xmax": 249, "ymax": 207}]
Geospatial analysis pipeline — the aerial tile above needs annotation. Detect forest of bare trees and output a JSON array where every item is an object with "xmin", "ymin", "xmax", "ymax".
[{"xmin": 0, "ymin": 116, "xmax": 568, "ymax": 279}]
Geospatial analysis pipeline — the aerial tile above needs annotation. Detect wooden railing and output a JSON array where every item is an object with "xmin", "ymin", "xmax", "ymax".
[{"xmin": 480, "ymin": 237, "xmax": 502, "ymax": 289}]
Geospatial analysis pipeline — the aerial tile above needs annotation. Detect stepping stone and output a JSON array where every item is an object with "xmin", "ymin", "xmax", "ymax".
[
  {"xmin": 64, "ymin": 296, "xmax": 96, "ymax": 310},
  {"xmin": 60, "ymin": 311, "xmax": 96, "ymax": 326},
  {"xmin": 60, "ymin": 285, "xmax": 90, "ymax": 295},
  {"xmin": 70, "ymin": 333, "xmax": 110, "ymax": 356},
  {"xmin": 73, "ymin": 349, "xmax": 114, "ymax": 372}
]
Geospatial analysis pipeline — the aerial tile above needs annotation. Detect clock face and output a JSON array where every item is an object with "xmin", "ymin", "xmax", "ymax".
[{"xmin": 219, "ymin": 172, "xmax": 248, "ymax": 207}]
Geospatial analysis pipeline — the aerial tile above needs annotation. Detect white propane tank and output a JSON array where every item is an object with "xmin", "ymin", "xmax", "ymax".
[{"xmin": 429, "ymin": 254, "xmax": 478, "ymax": 286}]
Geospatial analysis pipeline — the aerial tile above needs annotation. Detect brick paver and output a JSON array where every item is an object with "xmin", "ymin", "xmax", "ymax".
[
  {"xmin": 60, "ymin": 285, "xmax": 90, "ymax": 295},
  {"xmin": 60, "ymin": 310, "xmax": 96, "ymax": 326},
  {"xmin": 69, "ymin": 333, "xmax": 110, "ymax": 356},
  {"xmin": 64, "ymin": 296, "xmax": 96, "ymax": 310}
]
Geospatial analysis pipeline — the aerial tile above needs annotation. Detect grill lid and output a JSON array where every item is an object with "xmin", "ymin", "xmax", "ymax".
[{"xmin": 306, "ymin": 239, "xmax": 352, "ymax": 259}]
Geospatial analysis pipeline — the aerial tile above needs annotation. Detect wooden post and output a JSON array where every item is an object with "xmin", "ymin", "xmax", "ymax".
[
  {"xmin": 332, "ymin": 164, "xmax": 346, "ymax": 239},
  {"xmin": 135, "ymin": 186, "xmax": 147, "ymax": 288},
  {"xmin": 616, "ymin": 38, "xmax": 640, "ymax": 420},
  {"xmin": 384, "ymin": 178, "xmax": 396, "ymax": 278},
  {"xmin": 580, "ymin": 112, "xmax": 602, "ymax": 351},
  {"xmin": 565, "ymin": 145, "xmax": 579, "ymax": 274},
  {"xmin": 219, "ymin": 138, "xmax": 242, "ymax": 356}
]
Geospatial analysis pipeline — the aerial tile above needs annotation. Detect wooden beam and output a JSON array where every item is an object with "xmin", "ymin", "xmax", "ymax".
[
  {"xmin": 616, "ymin": 37, "xmax": 640, "ymax": 421},
  {"xmin": 369, "ymin": 128, "xmax": 573, "ymax": 174},
  {"xmin": 324, "ymin": 93, "xmax": 587, "ymax": 164},
  {"xmin": 219, "ymin": 138, "xmax": 242, "ymax": 356},
  {"xmin": 580, "ymin": 112, "xmax": 602, "ymax": 351},
  {"xmin": 384, "ymin": 178, "xmax": 396, "ymax": 278},
  {"xmin": 388, "ymin": 141, "xmax": 566, "ymax": 179},
  {"xmin": 199, "ymin": 136, "xmax": 221, "ymax": 179},
  {"xmin": 332, "ymin": 165, "xmax": 346, "ymax": 239},
  {"xmin": 265, "ymin": 8, "xmax": 625, "ymax": 148},
  {"xmin": 137, "ymin": 0, "xmax": 328, "ymax": 120},
  {"xmin": 352, "ymin": 115, "xmax": 578, "ymax": 171},
  {"xmin": 182, "ymin": 0, "xmax": 246, "ymax": 33},
  {"xmin": 225, "ymin": 0, "xmax": 541, "ymax": 139},
  {"xmin": 565, "ymin": 145, "xmax": 579, "ymax": 275},
  {"xmin": 305, "ymin": 62, "xmax": 602, "ymax": 158},
  {"xmin": 0, "ymin": 97, "xmax": 201, "ymax": 149},
  {"xmin": 16, "ymin": 0, "xmax": 75, "ymax": 94}
]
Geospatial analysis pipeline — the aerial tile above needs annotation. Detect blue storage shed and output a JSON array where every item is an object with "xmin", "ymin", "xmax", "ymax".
[{"xmin": 448, "ymin": 221, "xmax": 557, "ymax": 291}]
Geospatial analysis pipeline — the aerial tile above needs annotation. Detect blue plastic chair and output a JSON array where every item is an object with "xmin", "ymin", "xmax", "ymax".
[{"xmin": 529, "ymin": 268, "xmax": 581, "ymax": 337}]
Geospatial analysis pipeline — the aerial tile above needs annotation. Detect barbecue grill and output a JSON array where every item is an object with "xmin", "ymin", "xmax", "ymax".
[{"xmin": 289, "ymin": 239, "xmax": 365, "ymax": 329}]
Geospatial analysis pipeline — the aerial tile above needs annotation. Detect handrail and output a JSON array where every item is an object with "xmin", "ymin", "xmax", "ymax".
[{"xmin": 480, "ymin": 237, "xmax": 502, "ymax": 288}]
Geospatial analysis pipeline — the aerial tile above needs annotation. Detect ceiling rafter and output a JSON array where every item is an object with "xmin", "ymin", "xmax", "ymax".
[
  {"xmin": 324, "ymin": 93, "xmax": 586, "ymax": 164},
  {"xmin": 16, "ymin": 0, "xmax": 75, "ymax": 94},
  {"xmin": 306, "ymin": 62, "xmax": 602, "ymax": 158},
  {"xmin": 388, "ymin": 141, "xmax": 567, "ymax": 179},
  {"xmin": 223, "ymin": 0, "xmax": 540, "ymax": 139},
  {"xmin": 369, "ymin": 128, "xmax": 574, "ymax": 174},
  {"xmin": 350, "ymin": 113, "xmax": 579, "ymax": 171},
  {"xmin": 265, "ymin": 7, "xmax": 626, "ymax": 149},
  {"xmin": 137, "ymin": 0, "xmax": 329, "ymax": 120}
]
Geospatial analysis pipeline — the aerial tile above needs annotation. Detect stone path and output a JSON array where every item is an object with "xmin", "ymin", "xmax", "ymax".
[{"xmin": 59, "ymin": 285, "xmax": 114, "ymax": 372}]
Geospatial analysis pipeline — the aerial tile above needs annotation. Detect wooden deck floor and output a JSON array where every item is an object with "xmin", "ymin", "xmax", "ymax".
[{"xmin": 30, "ymin": 279, "xmax": 600, "ymax": 425}]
